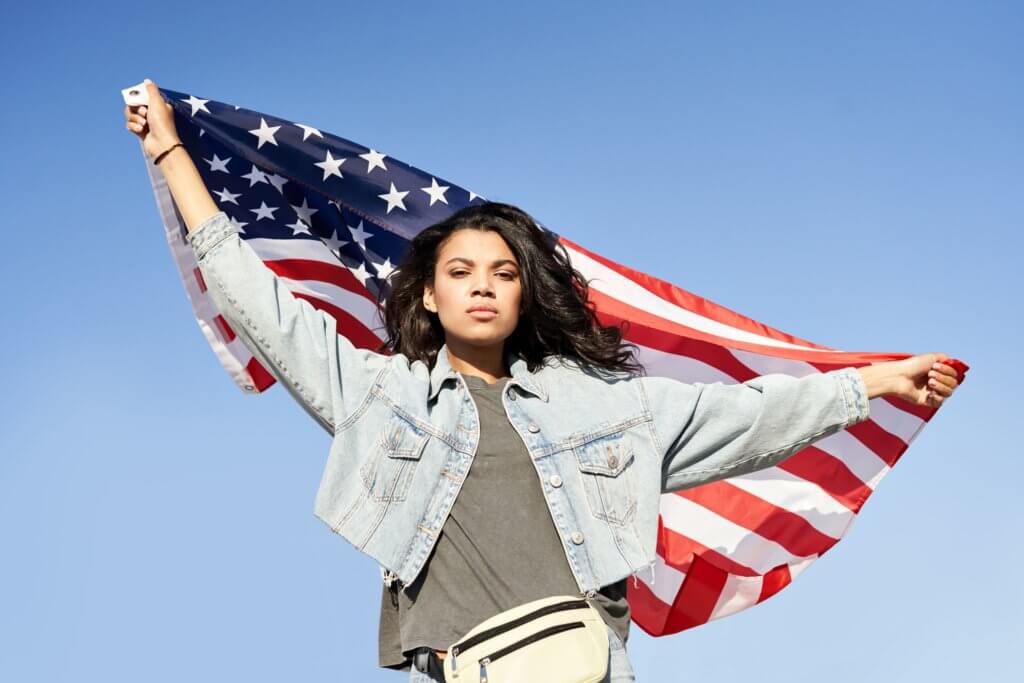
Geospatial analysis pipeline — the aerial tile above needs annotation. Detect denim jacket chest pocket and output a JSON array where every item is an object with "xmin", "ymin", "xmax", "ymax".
[
  {"xmin": 571, "ymin": 427, "xmax": 639, "ymax": 527},
  {"xmin": 359, "ymin": 410, "xmax": 431, "ymax": 503}
]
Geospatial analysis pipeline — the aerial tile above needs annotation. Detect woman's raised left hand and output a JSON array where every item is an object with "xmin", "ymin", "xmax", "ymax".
[{"xmin": 889, "ymin": 353, "xmax": 963, "ymax": 408}]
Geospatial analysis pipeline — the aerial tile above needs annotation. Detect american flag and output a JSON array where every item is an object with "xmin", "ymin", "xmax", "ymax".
[{"xmin": 133, "ymin": 84, "xmax": 943, "ymax": 637}]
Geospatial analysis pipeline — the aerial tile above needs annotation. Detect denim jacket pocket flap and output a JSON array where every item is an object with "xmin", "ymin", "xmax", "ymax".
[
  {"xmin": 381, "ymin": 419, "xmax": 430, "ymax": 460},
  {"xmin": 573, "ymin": 432, "xmax": 634, "ymax": 477}
]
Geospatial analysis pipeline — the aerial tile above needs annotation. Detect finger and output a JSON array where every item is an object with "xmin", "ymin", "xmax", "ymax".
[
  {"xmin": 928, "ymin": 377, "xmax": 955, "ymax": 397},
  {"xmin": 932, "ymin": 363, "xmax": 959, "ymax": 379},
  {"xmin": 927, "ymin": 374, "xmax": 954, "ymax": 391}
]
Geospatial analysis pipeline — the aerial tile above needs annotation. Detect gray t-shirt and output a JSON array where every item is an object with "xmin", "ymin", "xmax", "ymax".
[{"xmin": 378, "ymin": 373, "xmax": 630, "ymax": 671}]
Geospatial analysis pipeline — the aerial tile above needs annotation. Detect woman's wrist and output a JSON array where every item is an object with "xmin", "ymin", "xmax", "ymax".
[
  {"xmin": 149, "ymin": 135, "xmax": 183, "ymax": 160},
  {"xmin": 856, "ymin": 362, "xmax": 902, "ymax": 399}
]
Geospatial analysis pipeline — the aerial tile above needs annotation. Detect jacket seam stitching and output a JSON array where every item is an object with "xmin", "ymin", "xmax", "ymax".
[
  {"xmin": 334, "ymin": 364, "xmax": 390, "ymax": 435},
  {"xmin": 206, "ymin": 259, "xmax": 335, "ymax": 432},
  {"xmin": 666, "ymin": 420, "xmax": 841, "ymax": 489},
  {"xmin": 637, "ymin": 379, "xmax": 665, "ymax": 459},
  {"xmin": 541, "ymin": 412, "xmax": 652, "ymax": 456}
]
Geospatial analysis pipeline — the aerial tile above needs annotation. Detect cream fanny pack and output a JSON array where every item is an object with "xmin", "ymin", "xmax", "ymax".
[{"xmin": 442, "ymin": 594, "xmax": 609, "ymax": 683}]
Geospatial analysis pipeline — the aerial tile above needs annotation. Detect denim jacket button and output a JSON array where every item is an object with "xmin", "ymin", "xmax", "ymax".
[
  {"xmin": 527, "ymin": 423, "xmax": 540, "ymax": 433},
  {"xmin": 607, "ymin": 454, "xmax": 619, "ymax": 469},
  {"xmin": 549, "ymin": 474, "xmax": 563, "ymax": 488},
  {"xmin": 570, "ymin": 531, "xmax": 585, "ymax": 544},
  {"xmin": 508, "ymin": 390, "xmax": 517, "ymax": 401}
]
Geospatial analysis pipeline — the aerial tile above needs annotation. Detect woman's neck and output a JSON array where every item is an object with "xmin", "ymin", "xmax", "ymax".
[{"xmin": 443, "ymin": 340, "xmax": 509, "ymax": 384}]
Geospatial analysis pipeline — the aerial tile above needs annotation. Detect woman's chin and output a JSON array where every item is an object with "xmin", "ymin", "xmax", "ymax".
[{"xmin": 449, "ymin": 329, "xmax": 513, "ymax": 349}]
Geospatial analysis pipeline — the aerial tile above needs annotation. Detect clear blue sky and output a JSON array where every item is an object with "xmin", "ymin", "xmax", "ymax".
[{"xmin": 2, "ymin": 1, "xmax": 1020, "ymax": 680}]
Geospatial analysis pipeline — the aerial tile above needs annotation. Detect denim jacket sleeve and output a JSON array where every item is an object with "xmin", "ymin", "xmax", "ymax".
[
  {"xmin": 639, "ymin": 367, "xmax": 871, "ymax": 492},
  {"xmin": 187, "ymin": 211, "xmax": 390, "ymax": 434}
]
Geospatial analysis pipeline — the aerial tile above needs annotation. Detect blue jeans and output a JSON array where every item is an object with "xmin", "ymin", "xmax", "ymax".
[{"xmin": 407, "ymin": 623, "xmax": 635, "ymax": 682}]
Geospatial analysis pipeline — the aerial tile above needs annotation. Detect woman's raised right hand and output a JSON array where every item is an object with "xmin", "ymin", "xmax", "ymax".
[{"xmin": 123, "ymin": 79, "xmax": 182, "ymax": 160}]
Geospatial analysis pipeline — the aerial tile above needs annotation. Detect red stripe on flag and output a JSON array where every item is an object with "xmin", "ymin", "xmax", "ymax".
[
  {"xmin": 757, "ymin": 564, "xmax": 792, "ymax": 603},
  {"xmin": 675, "ymin": 481, "xmax": 840, "ymax": 558},
  {"xmin": 291, "ymin": 292, "xmax": 384, "ymax": 351},
  {"xmin": 264, "ymin": 258, "xmax": 380, "ymax": 305},
  {"xmin": 193, "ymin": 266, "xmax": 207, "ymax": 293},
  {"xmin": 245, "ymin": 357, "xmax": 277, "ymax": 392},
  {"xmin": 659, "ymin": 517, "xmax": 758, "ymax": 577},
  {"xmin": 594, "ymin": 300, "xmax": 906, "ymax": 366},
  {"xmin": 775, "ymin": 447, "xmax": 874, "ymax": 513},
  {"xmin": 213, "ymin": 314, "xmax": 236, "ymax": 343},
  {"xmin": 626, "ymin": 577, "xmax": 674, "ymax": 637},
  {"xmin": 664, "ymin": 554, "xmax": 727, "ymax": 633},
  {"xmin": 844, "ymin": 419, "xmax": 911, "ymax": 468},
  {"xmin": 562, "ymin": 236, "xmax": 831, "ymax": 350}
]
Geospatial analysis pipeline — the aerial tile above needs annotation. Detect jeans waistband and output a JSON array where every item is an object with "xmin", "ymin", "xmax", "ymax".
[{"xmin": 411, "ymin": 647, "xmax": 444, "ymax": 678}]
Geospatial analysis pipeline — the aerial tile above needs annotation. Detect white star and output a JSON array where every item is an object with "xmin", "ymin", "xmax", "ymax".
[
  {"xmin": 347, "ymin": 261, "xmax": 372, "ymax": 286},
  {"xmin": 234, "ymin": 105, "xmax": 241, "ymax": 110},
  {"xmin": 203, "ymin": 153, "xmax": 232, "ymax": 173},
  {"xmin": 266, "ymin": 172, "xmax": 288, "ymax": 194},
  {"xmin": 290, "ymin": 198, "xmax": 319, "ymax": 226},
  {"xmin": 241, "ymin": 164, "xmax": 269, "ymax": 187},
  {"xmin": 359, "ymin": 149, "xmax": 388, "ymax": 174},
  {"xmin": 229, "ymin": 215, "xmax": 248, "ymax": 235},
  {"xmin": 321, "ymin": 228, "xmax": 349, "ymax": 254},
  {"xmin": 421, "ymin": 177, "xmax": 450, "ymax": 206},
  {"xmin": 468, "ymin": 190, "xmax": 485, "ymax": 202},
  {"xmin": 287, "ymin": 219, "xmax": 312, "ymax": 236},
  {"xmin": 328, "ymin": 199, "xmax": 343, "ymax": 212},
  {"xmin": 372, "ymin": 257, "xmax": 396, "ymax": 282},
  {"xmin": 250, "ymin": 201, "xmax": 279, "ymax": 221},
  {"xmin": 314, "ymin": 150, "xmax": 346, "ymax": 181},
  {"xmin": 378, "ymin": 182, "xmax": 409, "ymax": 213},
  {"xmin": 213, "ymin": 187, "xmax": 241, "ymax": 205},
  {"xmin": 181, "ymin": 95, "xmax": 211, "ymax": 116},
  {"xmin": 199, "ymin": 129, "xmax": 205, "ymax": 137},
  {"xmin": 295, "ymin": 123, "xmax": 323, "ymax": 141},
  {"xmin": 347, "ymin": 219, "xmax": 373, "ymax": 250},
  {"xmin": 248, "ymin": 117, "xmax": 281, "ymax": 149}
]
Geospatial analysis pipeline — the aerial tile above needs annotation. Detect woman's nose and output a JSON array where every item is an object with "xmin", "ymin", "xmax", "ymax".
[{"xmin": 471, "ymin": 276, "xmax": 495, "ymax": 296}]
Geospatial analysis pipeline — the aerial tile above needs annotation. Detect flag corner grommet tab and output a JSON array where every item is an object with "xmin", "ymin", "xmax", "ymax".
[{"xmin": 121, "ymin": 81, "xmax": 150, "ymax": 106}]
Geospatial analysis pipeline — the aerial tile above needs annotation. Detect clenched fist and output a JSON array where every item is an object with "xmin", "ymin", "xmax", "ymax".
[{"xmin": 123, "ymin": 78, "xmax": 182, "ymax": 161}]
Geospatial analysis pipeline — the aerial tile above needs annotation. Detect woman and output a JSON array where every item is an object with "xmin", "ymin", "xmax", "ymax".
[{"xmin": 125, "ymin": 80, "xmax": 961, "ymax": 682}]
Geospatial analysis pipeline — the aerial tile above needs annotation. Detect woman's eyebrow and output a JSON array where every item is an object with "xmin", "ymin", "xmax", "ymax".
[{"xmin": 443, "ymin": 257, "xmax": 519, "ymax": 268}]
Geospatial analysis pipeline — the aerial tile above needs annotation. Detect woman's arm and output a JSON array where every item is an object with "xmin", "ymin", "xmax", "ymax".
[
  {"xmin": 124, "ymin": 79, "xmax": 220, "ymax": 231},
  {"xmin": 642, "ymin": 355, "xmax": 960, "ymax": 493},
  {"xmin": 125, "ymin": 79, "xmax": 390, "ymax": 433},
  {"xmin": 187, "ymin": 213, "xmax": 390, "ymax": 433}
]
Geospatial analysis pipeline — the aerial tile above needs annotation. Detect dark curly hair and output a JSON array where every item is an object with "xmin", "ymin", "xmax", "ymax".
[{"xmin": 375, "ymin": 201, "xmax": 644, "ymax": 377}]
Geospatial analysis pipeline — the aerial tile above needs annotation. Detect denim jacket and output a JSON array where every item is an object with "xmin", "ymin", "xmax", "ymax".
[{"xmin": 188, "ymin": 211, "xmax": 871, "ymax": 596}]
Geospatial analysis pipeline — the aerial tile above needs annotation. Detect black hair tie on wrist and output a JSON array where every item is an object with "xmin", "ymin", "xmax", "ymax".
[{"xmin": 154, "ymin": 141, "xmax": 184, "ymax": 165}]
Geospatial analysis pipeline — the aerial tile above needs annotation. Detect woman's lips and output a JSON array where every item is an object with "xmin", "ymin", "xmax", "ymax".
[{"xmin": 468, "ymin": 309, "xmax": 498, "ymax": 320}]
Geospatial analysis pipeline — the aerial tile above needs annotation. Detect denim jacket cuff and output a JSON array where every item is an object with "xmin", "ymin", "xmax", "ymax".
[
  {"xmin": 188, "ymin": 211, "xmax": 237, "ymax": 260},
  {"xmin": 832, "ymin": 366, "xmax": 870, "ymax": 426}
]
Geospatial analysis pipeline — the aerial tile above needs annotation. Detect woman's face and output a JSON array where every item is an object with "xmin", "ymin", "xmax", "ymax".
[{"xmin": 423, "ymin": 228, "xmax": 522, "ymax": 351}]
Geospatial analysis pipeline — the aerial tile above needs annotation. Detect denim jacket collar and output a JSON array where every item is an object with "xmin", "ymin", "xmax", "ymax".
[{"xmin": 428, "ymin": 342, "xmax": 548, "ymax": 403}]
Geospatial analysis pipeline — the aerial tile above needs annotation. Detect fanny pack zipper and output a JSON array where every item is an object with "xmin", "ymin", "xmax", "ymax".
[
  {"xmin": 478, "ymin": 621, "xmax": 586, "ymax": 681},
  {"xmin": 449, "ymin": 598, "xmax": 589, "ymax": 672}
]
